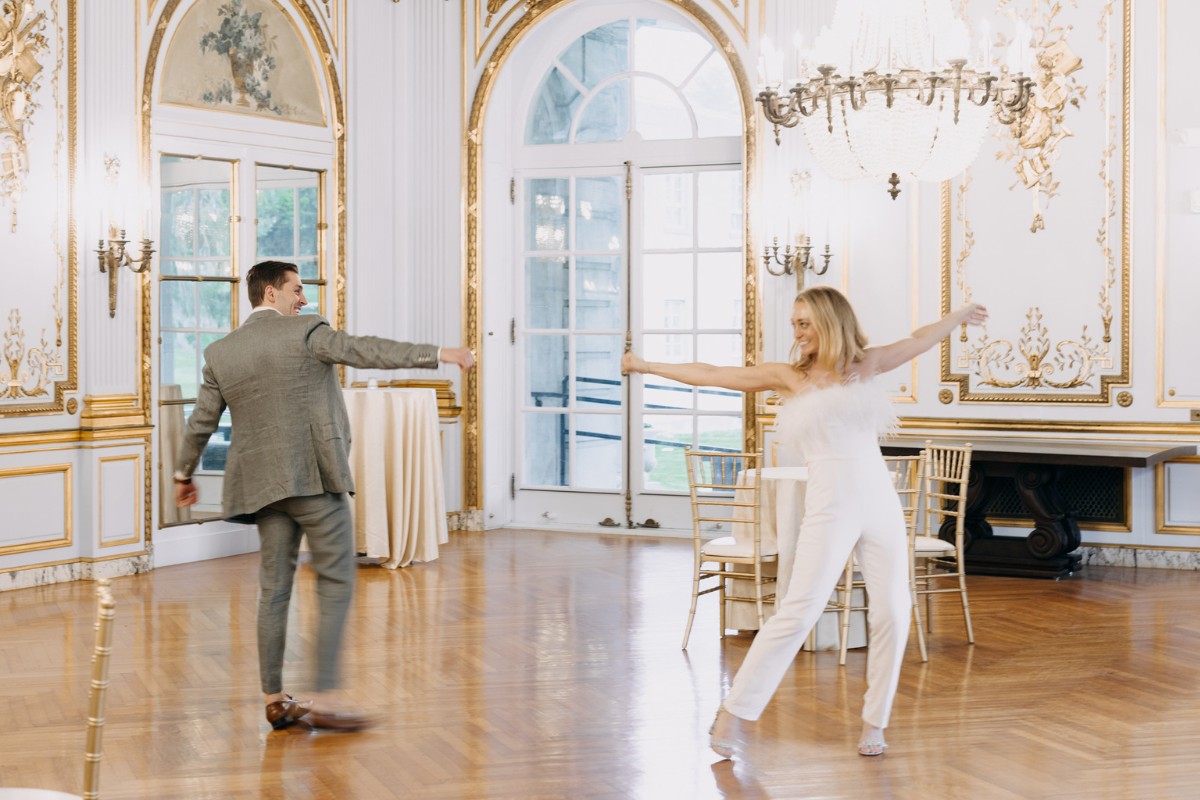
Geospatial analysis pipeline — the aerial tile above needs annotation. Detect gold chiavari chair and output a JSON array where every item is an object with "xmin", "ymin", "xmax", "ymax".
[
  {"xmin": 0, "ymin": 579, "xmax": 116, "ymax": 800},
  {"xmin": 911, "ymin": 441, "xmax": 975, "ymax": 656},
  {"xmin": 681, "ymin": 449, "xmax": 777, "ymax": 649}
]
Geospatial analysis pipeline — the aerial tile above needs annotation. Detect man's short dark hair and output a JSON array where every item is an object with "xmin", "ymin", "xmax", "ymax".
[{"xmin": 247, "ymin": 261, "xmax": 299, "ymax": 307}]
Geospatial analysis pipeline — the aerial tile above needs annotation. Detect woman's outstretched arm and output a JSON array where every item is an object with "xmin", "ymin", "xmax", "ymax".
[
  {"xmin": 864, "ymin": 304, "xmax": 988, "ymax": 375},
  {"xmin": 622, "ymin": 352, "xmax": 794, "ymax": 394}
]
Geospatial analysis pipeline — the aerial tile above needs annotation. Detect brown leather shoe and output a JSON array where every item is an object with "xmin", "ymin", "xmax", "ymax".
[
  {"xmin": 305, "ymin": 708, "xmax": 376, "ymax": 732},
  {"xmin": 265, "ymin": 695, "xmax": 313, "ymax": 730}
]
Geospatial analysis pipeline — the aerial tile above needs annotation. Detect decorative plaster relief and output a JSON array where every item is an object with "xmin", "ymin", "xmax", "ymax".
[
  {"xmin": 942, "ymin": 0, "xmax": 1128, "ymax": 405},
  {"xmin": 0, "ymin": 0, "xmax": 75, "ymax": 419}
]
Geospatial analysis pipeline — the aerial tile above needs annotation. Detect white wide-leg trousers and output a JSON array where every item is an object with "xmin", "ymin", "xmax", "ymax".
[{"xmin": 722, "ymin": 456, "xmax": 911, "ymax": 729}]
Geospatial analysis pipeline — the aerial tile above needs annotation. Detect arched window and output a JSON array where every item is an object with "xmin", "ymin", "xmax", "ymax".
[{"xmin": 525, "ymin": 18, "xmax": 740, "ymax": 145}]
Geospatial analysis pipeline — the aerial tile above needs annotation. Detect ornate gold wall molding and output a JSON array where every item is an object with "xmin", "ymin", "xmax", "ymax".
[
  {"xmin": 80, "ymin": 394, "xmax": 144, "ymax": 430},
  {"xmin": 461, "ymin": 0, "xmax": 758, "ymax": 510},
  {"xmin": 98, "ymin": 454, "xmax": 142, "ymax": 547},
  {"xmin": 0, "ymin": 463, "xmax": 72, "ymax": 555},
  {"xmin": 0, "ymin": 0, "xmax": 77, "ymax": 419},
  {"xmin": 1156, "ymin": 455, "xmax": 1200, "ymax": 535},
  {"xmin": 940, "ymin": 0, "xmax": 1130, "ymax": 405}
]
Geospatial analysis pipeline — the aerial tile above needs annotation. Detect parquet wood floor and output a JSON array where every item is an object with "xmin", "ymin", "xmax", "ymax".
[{"xmin": 2, "ymin": 529, "xmax": 1200, "ymax": 799}]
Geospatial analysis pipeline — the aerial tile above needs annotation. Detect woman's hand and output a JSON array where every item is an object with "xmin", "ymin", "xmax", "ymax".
[
  {"xmin": 958, "ymin": 303, "xmax": 988, "ymax": 327},
  {"xmin": 621, "ymin": 351, "xmax": 647, "ymax": 375}
]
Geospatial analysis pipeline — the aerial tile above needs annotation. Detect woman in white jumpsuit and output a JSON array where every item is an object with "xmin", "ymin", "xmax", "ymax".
[{"xmin": 623, "ymin": 286, "xmax": 987, "ymax": 757}]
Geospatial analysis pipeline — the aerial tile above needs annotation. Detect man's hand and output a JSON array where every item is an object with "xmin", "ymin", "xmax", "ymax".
[
  {"xmin": 176, "ymin": 481, "xmax": 198, "ymax": 507},
  {"xmin": 439, "ymin": 347, "xmax": 476, "ymax": 371}
]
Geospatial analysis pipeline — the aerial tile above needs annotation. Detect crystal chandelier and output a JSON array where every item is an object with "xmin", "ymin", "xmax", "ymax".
[{"xmin": 757, "ymin": 0, "xmax": 1033, "ymax": 198}]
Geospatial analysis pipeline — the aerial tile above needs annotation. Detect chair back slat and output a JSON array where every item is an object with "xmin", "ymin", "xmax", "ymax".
[{"xmin": 921, "ymin": 440, "xmax": 973, "ymax": 537}]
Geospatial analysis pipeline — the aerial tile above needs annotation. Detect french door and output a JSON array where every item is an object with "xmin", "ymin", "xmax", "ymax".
[{"xmin": 513, "ymin": 162, "xmax": 744, "ymax": 530}]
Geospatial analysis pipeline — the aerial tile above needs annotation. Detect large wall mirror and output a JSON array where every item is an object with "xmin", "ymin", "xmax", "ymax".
[
  {"xmin": 159, "ymin": 155, "xmax": 236, "ymax": 524},
  {"xmin": 158, "ymin": 156, "xmax": 328, "ymax": 526}
]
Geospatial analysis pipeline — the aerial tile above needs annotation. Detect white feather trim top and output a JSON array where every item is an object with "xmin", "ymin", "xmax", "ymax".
[{"xmin": 775, "ymin": 377, "xmax": 898, "ymax": 463}]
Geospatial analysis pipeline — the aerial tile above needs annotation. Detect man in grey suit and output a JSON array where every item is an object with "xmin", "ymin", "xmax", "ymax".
[{"xmin": 175, "ymin": 260, "xmax": 474, "ymax": 731}]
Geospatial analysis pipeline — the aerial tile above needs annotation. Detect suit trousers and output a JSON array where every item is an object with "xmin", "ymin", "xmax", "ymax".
[
  {"xmin": 254, "ymin": 492, "xmax": 356, "ymax": 694},
  {"xmin": 721, "ymin": 456, "xmax": 911, "ymax": 729}
]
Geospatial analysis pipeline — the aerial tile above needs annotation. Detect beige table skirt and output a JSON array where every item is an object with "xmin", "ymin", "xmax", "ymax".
[{"xmin": 344, "ymin": 388, "xmax": 448, "ymax": 568}]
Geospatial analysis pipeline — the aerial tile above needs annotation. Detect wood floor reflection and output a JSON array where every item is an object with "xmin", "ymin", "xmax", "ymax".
[{"xmin": 3, "ymin": 529, "xmax": 1200, "ymax": 799}]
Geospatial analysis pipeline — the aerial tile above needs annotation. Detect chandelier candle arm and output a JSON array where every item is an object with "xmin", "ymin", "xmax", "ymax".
[{"xmin": 755, "ymin": 0, "xmax": 1035, "ymax": 196}]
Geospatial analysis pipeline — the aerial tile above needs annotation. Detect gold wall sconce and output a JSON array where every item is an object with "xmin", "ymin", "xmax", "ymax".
[{"xmin": 96, "ymin": 230, "xmax": 154, "ymax": 318}]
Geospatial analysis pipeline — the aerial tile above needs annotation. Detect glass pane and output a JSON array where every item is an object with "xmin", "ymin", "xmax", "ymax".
[
  {"xmin": 573, "ymin": 414, "xmax": 622, "ymax": 489},
  {"xmin": 642, "ymin": 173, "xmax": 693, "ymax": 249},
  {"xmin": 575, "ymin": 79, "xmax": 630, "ymax": 144},
  {"xmin": 576, "ymin": 256, "xmax": 621, "ymax": 330},
  {"xmin": 642, "ymin": 334, "xmax": 692, "ymax": 410},
  {"xmin": 635, "ymin": 77, "xmax": 692, "ymax": 141},
  {"xmin": 298, "ymin": 187, "xmax": 319, "ymax": 256},
  {"xmin": 633, "ymin": 19, "xmax": 710, "ymax": 85},
  {"xmin": 527, "ymin": 178, "xmax": 569, "ymax": 251},
  {"xmin": 641, "ymin": 413, "xmax": 693, "ymax": 491},
  {"xmin": 296, "ymin": 257, "xmax": 319, "ymax": 281},
  {"xmin": 697, "ymin": 334, "xmax": 742, "ymax": 411},
  {"xmin": 576, "ymin": 176, "xmax": 622, "ymax": 251},
  {"xmin": 526, "ymin": 334, "xmax": 568, "ymax": 408},
  {"xmin": 198, "ymin": 259, "xmax": 231, "ymax": 278},
  {"xmin": 160, "ymin": 281, "xmax": 197, "ymax": 330},
  {"xmin": 161, "ymin": 331, "xmax": 199, "ymax": 397},
  {"xmin": 560, "ymin": 21, "xmax": 629, "ymax": 90},
  {"xmin": 256, "ymin": 188, "xmax": 295, "ymax": 257},
  {"xmin": 575, "ymin": 335, "xmax": 622, "ymax": 409},
  {"xmin": 256, "ymin": 165, "xmax": 322, "ymax": 263},
  {"xmin": 197, "ymin": 282, "xmax": 233, "ymax": 331},
  {"xmin": 198, "ymin": 332, "xmax": 224, "ymax": 372},
  {"xmin": 686, "ymin": 52, "xmax": 742, "ymax": 138},
  {"xmin": 526, "ymin": 257, "xmax": 568, "ymax": 329},
  {"xmin": 526, "ymin": 68, "xmax": 583, "ymax": 145},
  {"xmin": 642, "ymin": 253, "xmax": 693, "ymax": 329},
  {"xmin": 163, "ymin": 190, "xmax": 195, "ymax": 258},
  {"xmin": 160, "ymin": 258, "xmax": 195, "ymax": 277},
  {"xmin": 197, "ymin": 189, "xmax": 231, "ymax": 257},
  {"xmin": 160, "ymin": 157, "xmax": 233, "ymax": 273},
  {"xmin": 697, "ymin": 415, "xmax": 742, "ymax": 452},
  {"xmin": 698, "ymin": 171, "xmax": 743, "ymax": 249},
  {"xmin": 697, "ymin": 253, "xmax": 742, "ymax": 329},
  {"xmin": 525, "ymin": 412, "xmax": 567, "ymax": 486}
]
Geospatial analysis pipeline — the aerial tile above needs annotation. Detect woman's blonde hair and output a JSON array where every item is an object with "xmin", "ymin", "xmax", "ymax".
[{"xmin": 789, "ymin": 285, "xmax": 868, "ymax": 375}]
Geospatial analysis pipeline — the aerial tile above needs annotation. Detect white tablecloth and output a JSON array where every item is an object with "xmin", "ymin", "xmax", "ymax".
[
  {"xmin": 343, "ymin": 388, "xmax": 448, "ymax": 568},
  {"xmin": 726, "ymin": 467, "xmax": 866, "ymax": 649}
]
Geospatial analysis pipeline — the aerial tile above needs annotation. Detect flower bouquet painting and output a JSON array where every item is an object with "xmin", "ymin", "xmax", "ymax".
[
  {"xmin": 199, "ymin": 0, "xmax": 280, "ymax": 113},
  {"xmin": 160, "ymin": 0, "xmax": 326, "ymax": 125}
]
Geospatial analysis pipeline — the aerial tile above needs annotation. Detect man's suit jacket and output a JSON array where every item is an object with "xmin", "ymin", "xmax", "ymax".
[{"xmin": 176, "ymin": 310, "xmax": 440, "ymax": 519}]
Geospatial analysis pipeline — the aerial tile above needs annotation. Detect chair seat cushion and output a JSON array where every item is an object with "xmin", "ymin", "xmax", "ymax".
[
  {"xmin": 701, "ymin": 536, "xmax": 777, "ymax": 559},
  {"xmin": 912, "ymin": 535, "xmax": 955, "ymax": 554}
]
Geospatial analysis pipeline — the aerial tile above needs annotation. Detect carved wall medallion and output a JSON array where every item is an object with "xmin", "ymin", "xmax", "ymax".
[
  {"xmin": 939, "ymin": 389, "xmax": 955, "ymax": 404},
  {"xmin": 1116, "ymin": 391, "xmax": 1132, "ymax": 407}
]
